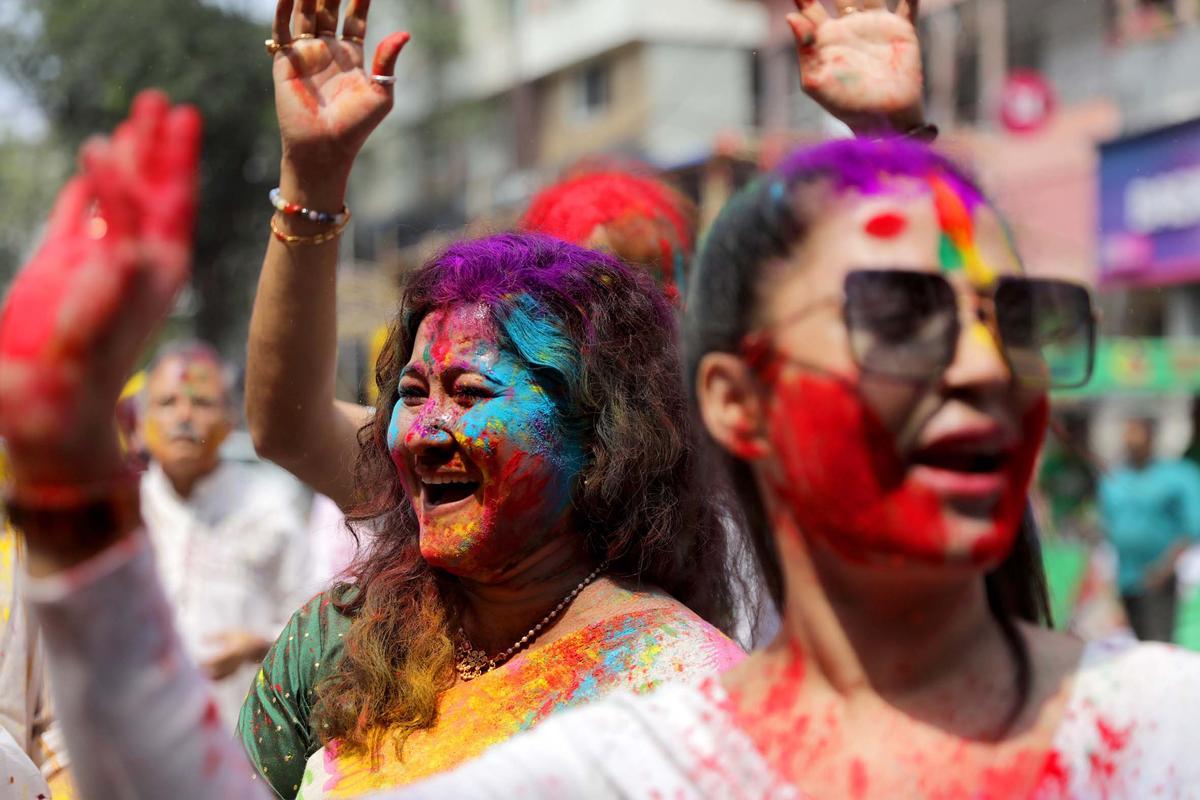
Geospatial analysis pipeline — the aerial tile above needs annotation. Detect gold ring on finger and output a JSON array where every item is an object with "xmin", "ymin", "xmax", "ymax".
[
  {"xmin": 265, "ymin": 38, "xmax": 291, "ymax": 55},
  {"xmin": 295, "ymin": 33, "xmax": 317, "ymax": 40},
  {"xmin": 841, "ymin": 5, "xmax": 860, "ymax": 14},
  {"xmin": 340, "ymin": 35, "xmax": 364, "ymax": 44}
]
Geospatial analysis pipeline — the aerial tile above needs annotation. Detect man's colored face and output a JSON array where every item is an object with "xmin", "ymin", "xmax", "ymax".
[{"xmin": 142, "ymin": 356, "xmax": 231, "ymax": 479}]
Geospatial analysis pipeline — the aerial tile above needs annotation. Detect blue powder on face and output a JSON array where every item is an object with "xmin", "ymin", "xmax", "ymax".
[{"xmin": 387, "ymin": 299, "xmax": 587, "ymax": 521}]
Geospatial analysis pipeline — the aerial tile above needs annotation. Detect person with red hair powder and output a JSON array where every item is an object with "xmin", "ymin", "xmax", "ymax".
[{"xmin": 520, "ymin": 170, "xmax": 696, "ymax": 303}]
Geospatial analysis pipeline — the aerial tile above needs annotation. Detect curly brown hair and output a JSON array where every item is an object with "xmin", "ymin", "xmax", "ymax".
[{"xmin": 310, "ymin": 232, "xmax": 736, "ymax": 761}]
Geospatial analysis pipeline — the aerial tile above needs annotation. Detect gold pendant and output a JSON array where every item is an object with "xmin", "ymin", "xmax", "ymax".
[{"xmin": 455, "ymin": 642, "xmax": 493, "ymax": 682}]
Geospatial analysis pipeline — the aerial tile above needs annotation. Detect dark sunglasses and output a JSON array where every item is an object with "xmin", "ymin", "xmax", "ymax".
[{"xmin": 756, "ymin": 269, "xmax": 1097, "ymax": 390}]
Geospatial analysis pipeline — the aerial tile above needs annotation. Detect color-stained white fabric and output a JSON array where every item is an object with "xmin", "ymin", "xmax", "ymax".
[
  {"xmin": 0, "ymin": 526, "xmax": 68, "ymax": 787},
  {"xmin": 141, "ymin": 460, "xmax": 313, "ymax": 727},
  {"xmin": 0, "ymin": 724, "xmax": 50, "ymax": 800},
  {"xmin": 402, "ymin": 638, "xmax": 1200, "ymax": 800},
  {"xmin": 27, "ymin": 534, "xmax": 1200, "ymax": 800}
]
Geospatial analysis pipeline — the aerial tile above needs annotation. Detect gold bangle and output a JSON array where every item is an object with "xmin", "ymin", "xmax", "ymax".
[{"xmin": 270, "ymin": 212, "xmax": 351, "ymax": 246}]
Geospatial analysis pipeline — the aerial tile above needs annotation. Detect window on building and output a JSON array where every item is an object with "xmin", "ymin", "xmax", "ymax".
[
  {"xmin": 574, "ymin": 61, "xmax": 612, "ymax": 121},
  {"xmin": 749, "ymin": 49, "xmax": 764, "ymax": 129},
  {"xmin": 1102, "ymin": 288, "xmax": 1167, "ymax": 337},
  {"xmin": 352, "ymin": 222, "xmax": 377, "ymax": 264},
  {"xmin": 953, "ymin": 44, "xmax": 981, "ymax": 124}
]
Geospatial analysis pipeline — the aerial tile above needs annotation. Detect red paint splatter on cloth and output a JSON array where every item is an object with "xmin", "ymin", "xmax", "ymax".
[
  {"xmin": 1088, "ymin": 718, "xmax": 1134, "ymax": 789},
  {"xmin": 1036, "ymin": 749, "xmax": 1072, "ymax": 795}
]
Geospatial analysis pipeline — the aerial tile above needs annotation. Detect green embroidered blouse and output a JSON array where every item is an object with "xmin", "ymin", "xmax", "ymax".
[{"xmin": 237, "ymin": 590, "xmax": 352, "ymax": 799}]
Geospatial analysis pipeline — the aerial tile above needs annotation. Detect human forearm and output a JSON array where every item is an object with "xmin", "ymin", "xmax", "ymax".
[
  {"xmin": 246, "ymin": 0, "xmax": 409, "ymax": 508},
  {"xmin": 246, "ymin": 162, "xmax": 368, "ymax": 506},
  {"xmin": 1145, "ymin": 540, "xmax": 1190, "ymax": 589}
]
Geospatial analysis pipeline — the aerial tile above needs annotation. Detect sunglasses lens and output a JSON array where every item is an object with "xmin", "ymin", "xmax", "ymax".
[
  {"xmin": 844, "ymin": 270, "xmax": 958, "ymax": 381},
  {"xmin": 994, "ymin": 277, "xmax": 1095, "ymax": 389}
]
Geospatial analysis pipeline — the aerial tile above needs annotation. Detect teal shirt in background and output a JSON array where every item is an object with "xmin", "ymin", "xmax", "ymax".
[{"xmin": 1100, "ymin": 459, "xmax": 1200, "ymax": 595}]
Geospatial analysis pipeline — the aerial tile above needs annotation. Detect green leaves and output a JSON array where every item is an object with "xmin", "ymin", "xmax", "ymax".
[{"xmin": 0, "ymin": 0, "xmax": 281, "ymax": 353}]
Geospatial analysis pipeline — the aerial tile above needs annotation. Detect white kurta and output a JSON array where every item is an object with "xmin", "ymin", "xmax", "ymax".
[{"xmin": 140, "ymin": 460, "xmax": 314, "ymax": 728}]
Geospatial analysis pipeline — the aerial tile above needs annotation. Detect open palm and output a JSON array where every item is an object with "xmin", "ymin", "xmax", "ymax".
[
  {"xmin": 790, "ymin": 0, "xmax": 923, "ymax": 127},
  {"xmin": 0, "ymin": 91, "xmax": 201, "ymax": 476},
  {"xmin": 269, "ymin": 0, "xmax": 409, "ymax": 169}
]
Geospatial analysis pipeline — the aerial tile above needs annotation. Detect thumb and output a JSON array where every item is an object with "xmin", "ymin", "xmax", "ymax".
[{"xmin": 370, "ymin": 31, "xmax": 411, "ymax": 83}]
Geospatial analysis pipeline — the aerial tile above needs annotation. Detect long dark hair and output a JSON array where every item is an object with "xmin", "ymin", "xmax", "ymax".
[
  {"xmin": 684, "ymin": 138, "xmax": 1051, "ymax": 727},
  {"xmin": 312, "ymin": 232, "xmax": 735, "ymax": 759}
]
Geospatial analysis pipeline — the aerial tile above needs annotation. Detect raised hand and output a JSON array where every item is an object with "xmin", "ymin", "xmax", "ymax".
[
  {"xmin": 0, "ymin": 91, "xmax": 202, "ymax": 487},
  {"xmin": 269, "ymin": 0, "xmax": 409, "ymax": 184},
  {"xmin": 789, "ymin": 0, "xmax": 925, "ymax": 135}
]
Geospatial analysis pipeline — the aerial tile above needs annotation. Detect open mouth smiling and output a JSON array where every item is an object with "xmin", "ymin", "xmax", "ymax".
[
  {"xmin": 420, "ymin": 474, "xmax": 483, "ymax": 507},
  {"xmin": 908, "ymin": 430, "xmax": 1016, "ymax": 501}
]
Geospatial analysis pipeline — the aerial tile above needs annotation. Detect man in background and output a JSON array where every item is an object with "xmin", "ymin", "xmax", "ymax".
[
  {"xmin": 140, "ymin": 341, "xmax": 311, "ymax": 727},
  {"xmin": 1101, "ymin": 418, "xmax": 1200, "ymax": 642}
]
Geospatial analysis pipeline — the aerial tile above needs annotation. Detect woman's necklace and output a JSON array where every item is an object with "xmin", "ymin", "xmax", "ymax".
[{"xmin": 454, "ymin": 562, "xmax": 607, "ymax": 682}]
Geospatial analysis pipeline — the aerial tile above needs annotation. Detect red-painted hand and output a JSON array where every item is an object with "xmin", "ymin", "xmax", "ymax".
[
  {"xmin": 270, "ymin": 0, "xmax": 409, "ymax": 181},
  {"xmin": 0, "ymin": 91, "xmax": 202, "ymax": 485},
  {"xmin": 789, "ymin": 0, "xmax": 925, "ymax": 134}
]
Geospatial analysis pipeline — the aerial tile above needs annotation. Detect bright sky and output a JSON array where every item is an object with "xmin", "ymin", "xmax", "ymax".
[{"xmin": 208, "ymin": 0, "xmax": 276, "ymax": 20}]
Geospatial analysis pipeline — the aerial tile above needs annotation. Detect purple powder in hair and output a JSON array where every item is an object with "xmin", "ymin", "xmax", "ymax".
[
  {"xmin": 404, "ymin": 231, "xmax": 675, "ymax": 352},
  {"xmin": 774, "ymin": 137, "xmax": 986, "ymax": 209}
]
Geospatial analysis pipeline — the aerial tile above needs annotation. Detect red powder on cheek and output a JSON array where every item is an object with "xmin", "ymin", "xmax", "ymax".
[
  {"xmin": 864, "ymin": 212, "xmax": 908, "ymax": 240},
  {"xmin": 766, "ymin": 372, "xmax": 949, "ymax": 562},
  {"xmin": 766, "ymin": 373, "xmax": 1046, "ymax": 566}
]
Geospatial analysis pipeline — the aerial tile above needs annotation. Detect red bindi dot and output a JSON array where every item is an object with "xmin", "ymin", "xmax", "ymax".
[{"xmin": 864, "ymin": 212, "xmax": 908, "ymax": 239}]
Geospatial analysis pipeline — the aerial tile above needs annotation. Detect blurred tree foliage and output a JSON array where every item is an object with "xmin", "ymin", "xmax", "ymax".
[
  {"xmin": 0, "ymin": 135, "xmax": 67, "ymax": 286},
  {"xmin": 0, "ymin": 0, "xmax": 280, "ymax": 356}
]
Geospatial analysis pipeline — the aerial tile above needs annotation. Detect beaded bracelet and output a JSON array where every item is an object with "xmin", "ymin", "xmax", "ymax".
[
  {"xmin": 270, "ymin": 214, "xmax": 351, "ymax": 246},
  {"xmin": 269, "ymin": 187, "xmax": 350, "ymax": 226}
]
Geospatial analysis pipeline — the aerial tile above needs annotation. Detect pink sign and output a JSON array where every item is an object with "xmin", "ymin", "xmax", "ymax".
[{"xmin": 999, "ymin": 70, "xmax": 1057, "ymax": 134}]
